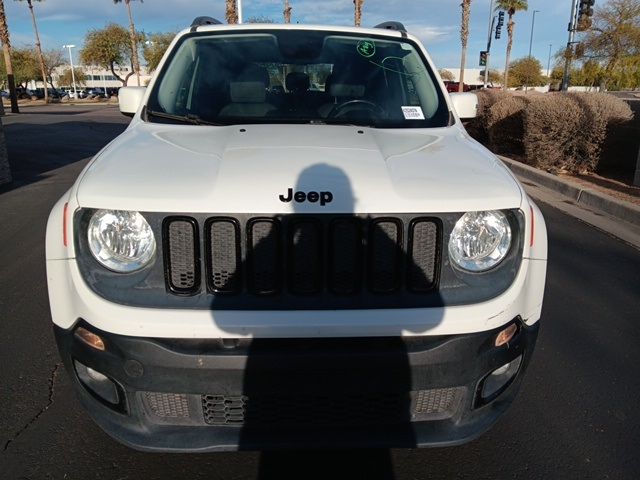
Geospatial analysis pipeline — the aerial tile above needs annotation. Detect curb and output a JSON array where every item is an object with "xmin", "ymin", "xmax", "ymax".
[{"xmin": 499, "ymin": 156, "xmax": 640, "ymax": 227}]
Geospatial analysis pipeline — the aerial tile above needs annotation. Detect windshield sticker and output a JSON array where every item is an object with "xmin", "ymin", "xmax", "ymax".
[
  {"xmin": 401, "ymin": 106, "xmax": 425, "ymax": 120},
  {"xmin": 357, "ymin": 40, "xmax": 376, "ymax": 58}
]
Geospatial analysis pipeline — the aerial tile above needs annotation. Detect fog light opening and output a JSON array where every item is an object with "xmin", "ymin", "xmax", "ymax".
[
  {"xmin": 495, "ymin": 323, "xmax": 519, "ymax": 347},
  {"xmin": 74, "ymin": 327, "xmax": 106, "ymax": 351},
  {"xmin": 481, "ymin": 355, "xmax": 523, "ymax": 400},
  {"xmin": 74, "ymin": 360, "xmax": 120, "ymax": 405}
]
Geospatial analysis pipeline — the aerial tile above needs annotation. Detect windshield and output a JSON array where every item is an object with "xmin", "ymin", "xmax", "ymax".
[{"xmin": 146, "ymin": 29, "xmax": 450, "ymax": 128}]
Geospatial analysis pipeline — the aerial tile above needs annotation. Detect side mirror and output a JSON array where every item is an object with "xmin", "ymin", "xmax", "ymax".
[
  {"xmin": 118, "ymin": 86, "xmax": 146, "ymax": 117},
  {"xmin": 450, "ymin": 92, "xmax": 478, "ymax": 119}
]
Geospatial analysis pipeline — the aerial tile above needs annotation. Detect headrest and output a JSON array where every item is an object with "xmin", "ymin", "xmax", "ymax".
[
  {"xmin": 229, "ymin": 82, "xmax": 266, "ymax": 103},
  {"xmin": 286, "ymin": 72, "xmax": 310, "ymax": 92},
  {"xmin": 237, "ymin": 64, "xmax": 270, "ymax": 86},
  {"xmin": 329, "ymin": 83, "xmax": 365, "ymax": 98},
  {"xmin": 324, "ymin": 73, "xmax": 334, "ymax": 92}
]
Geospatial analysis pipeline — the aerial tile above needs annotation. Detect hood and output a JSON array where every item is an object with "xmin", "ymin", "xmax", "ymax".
[{"xmin": 76, "ymin": 123, "xmax": 523, "ymax": 214}]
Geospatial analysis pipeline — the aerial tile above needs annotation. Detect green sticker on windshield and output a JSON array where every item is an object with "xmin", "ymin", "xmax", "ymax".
[{"xmin": 357, "ymin": 40, "xmax": 376, "ymax": 58}]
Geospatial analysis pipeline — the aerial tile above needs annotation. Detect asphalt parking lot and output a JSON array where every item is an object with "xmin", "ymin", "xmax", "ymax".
[{"xmin": 1, "ymin": 104, "xmax": 639, "ymax": 479}]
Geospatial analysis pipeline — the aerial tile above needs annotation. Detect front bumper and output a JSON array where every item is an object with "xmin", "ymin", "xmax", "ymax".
[{"xmin": 54, "ymin": 317, "xmax": 538, "ymax": 452}]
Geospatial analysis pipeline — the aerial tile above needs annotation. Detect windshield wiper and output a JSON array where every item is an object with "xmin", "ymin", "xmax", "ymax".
[{"xmin": 145, "ymin": 109, "xmax": 223, "ymax": 126}]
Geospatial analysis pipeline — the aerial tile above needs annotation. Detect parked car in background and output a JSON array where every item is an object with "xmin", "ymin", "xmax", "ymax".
[
  {"xmin": 66, "ymin": 89, "xmax": 88, "ymax": 99},
  {"xmin": 33, "ymin": 88, "xmax": 66, "ymax": 99},
  {"xmin": 443, "ymin": 80, "xmax": 472, "ymax": 93},
  {"xmin": 87, "ymin": 87, "xmax": 108, "ymax": 98},
  {"xmin": 15, "ymin": 87, "xmax": 35, "ymax": 99}
]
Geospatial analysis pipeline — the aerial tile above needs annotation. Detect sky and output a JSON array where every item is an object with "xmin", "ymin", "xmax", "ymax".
[{"xmin": 2, "ymin": 0, "xmax": 578, "ymax": 72}]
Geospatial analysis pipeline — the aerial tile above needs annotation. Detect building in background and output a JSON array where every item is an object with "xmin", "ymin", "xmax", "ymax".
[{"xmin": 27, "ymin": 65, "xmax": 153, "ymax": 91}]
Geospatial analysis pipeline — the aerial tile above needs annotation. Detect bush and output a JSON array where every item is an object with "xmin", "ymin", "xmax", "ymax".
[
  {"xmin": 567, "ymin": 92, "xmax": 633, "ymax": 172},
  {"xmin": 466, "ymin": 89, "xmax": 508, "ymax": 144},
  {"xmin": 469, "ymin": 91, "xmax": 634, "ymax": 174},
  {"xmin": 522, "ymin": 93, "xmax": 583, "ymax": 171},
  {"xmin": 486, "ymin": 94, "xmax": 529, "ymax": 157}
]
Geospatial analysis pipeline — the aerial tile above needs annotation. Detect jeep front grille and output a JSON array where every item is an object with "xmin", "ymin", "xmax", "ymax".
[{"xmin": 163, "ymin": 214, "xmax": 441, "ymax": 298}]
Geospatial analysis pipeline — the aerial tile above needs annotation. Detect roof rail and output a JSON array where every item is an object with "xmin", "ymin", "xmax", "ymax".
[
  {"xmin": 190, "ymin": 16, "xmax": 223, "ymax": 28},
  {"xmin": 373, "ymin": 21, "xmax": 407, "ymax": 33}
]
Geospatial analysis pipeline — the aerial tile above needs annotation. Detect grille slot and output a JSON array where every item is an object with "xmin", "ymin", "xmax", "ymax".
[
  {"xmin": 408, "ymin": 220, "xmax": 439, "ymax": 292},
  {"xmin": 329, "ymin": 219, "xmax": 361, "ymax": 294},
  {"xmin": 207, "ymin": 219, "xmax": 241, "ymax": 293},
  {"xmin": 165, "ymin": 218, "xmax": 199, "ymax": 293},
  {"xmin": 369, "ymin": 219, "xmax": 402, "ymax": 293},
  {"xmin": 248, "ymin": 219, "xmax": 281, "ymax": 295},
  {"xmin": 289, "ymin": 220, "xmax": 322, "ymax": 294}
]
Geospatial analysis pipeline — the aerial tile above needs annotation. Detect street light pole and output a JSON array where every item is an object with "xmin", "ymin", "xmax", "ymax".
[
  {"xmin": 62, "ymin": 44, "xmax": 78, "ymax": 100},
  {"xmin": 528, "ymin": 10, "xmax": 540, "ymax": 58},
  {"xmin": 524, "ymin": 10, "xmax": 540, "ymax": 92},
  {"xmin": 237, "ymin": 0, "xmax": 243, "ymax": 24},
  {"xmin": 547, "ymin": 43, "xmax": 553, "ymax": 77},
  {"xmin": 561, "ymin": 0, "xmax": 580, "ymax": 91},
  {"xmin": 483, "ymin": 0, "xmax": 495, "ymax": 88}
]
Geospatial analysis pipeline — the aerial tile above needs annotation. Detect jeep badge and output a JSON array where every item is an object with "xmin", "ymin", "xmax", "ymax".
[{"xmin": 279, "ymin": 188, "xmax": 333, "ymax": 206}]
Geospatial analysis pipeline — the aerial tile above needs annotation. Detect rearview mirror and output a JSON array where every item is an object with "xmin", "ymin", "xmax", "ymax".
[
  {"xmin": 118, "ymin": 87, "xmax": 146, "ymax": 117},
  {"xmin": 450, "ymin": 92, "xmax": 478, "ymax": 120}
]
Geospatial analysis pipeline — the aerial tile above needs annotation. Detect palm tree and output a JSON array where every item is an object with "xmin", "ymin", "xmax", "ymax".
[
  {"xmin": 226, "ymin": 0, "xmax": 238, "ymax": 24},
  {"xmin": 496, "ymin": 0, "xmax": 528, "ymax": 90},
  {"xmin": 16, "ymin": 0, "xmax": 48, "ymax": 103},
  {"xmin": 0, "ymin": 0, "xmax": 18, "ymax": 112},
  {"xmin": 283, "ymin": 0, "xmax": 292, "ymax": 23},
  {"xmin": 114, "ymin": 0, "xmax": 141, "ymax": 86},
  {"xmin": 458, "ymin": 0, "xmax": 472, "ymax": 92},
  {"xmin": 353, "ymin": 0, "xmax": 364, "ymax": 27}
]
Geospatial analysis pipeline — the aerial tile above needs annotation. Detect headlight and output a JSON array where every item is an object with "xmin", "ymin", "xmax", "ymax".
[
  {"xmin": 448, "ymin": 210, "xmax": 511, "ymax": 272},
  {"xmin": 88, "ymin": 210, "xmax": 156, "ymax": 272}
]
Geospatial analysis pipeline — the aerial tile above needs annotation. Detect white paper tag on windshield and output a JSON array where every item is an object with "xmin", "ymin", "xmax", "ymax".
[{"xmin": 401, "ymin": 106, "xmax": 425, "ymax": 120}]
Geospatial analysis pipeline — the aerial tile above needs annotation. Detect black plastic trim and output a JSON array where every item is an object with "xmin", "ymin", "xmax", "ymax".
[
  {"xmin": 373, "ymin": 21, "xmax": 407, "ymax": 33},
  {"xmin": 53, "ymin": 317, "xmax": 539, "ymax": 451},
  {"xmin": 73, "ymin": 357, "xmax": 128, "ymax": 414},
  {"xmin": 190, "ymin": 16, "xmax": 223, "ymax": 28}
]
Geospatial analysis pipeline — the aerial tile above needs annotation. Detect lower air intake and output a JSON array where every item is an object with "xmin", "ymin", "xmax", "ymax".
[
  {"xmin": 413, "ymin": 387, "xmax": 459, "ymax": 415},
  {"xmin": 144, "ymin": 392, "xmax": 190, "ymax": 418},
  {"xmin": 202, "ymin": 388, "xmax": 460, "ymax": 427}
]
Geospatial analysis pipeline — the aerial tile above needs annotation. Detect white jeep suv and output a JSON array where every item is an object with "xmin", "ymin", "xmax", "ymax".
[{"xmin": 46, "ymin": 18, "xmax": 547, "ymax": 452}]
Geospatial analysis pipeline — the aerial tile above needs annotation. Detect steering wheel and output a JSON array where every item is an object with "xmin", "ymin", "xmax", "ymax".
[{"xmin": 327, "ymin": 99, "xmax": 386, "ymax": 119}]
